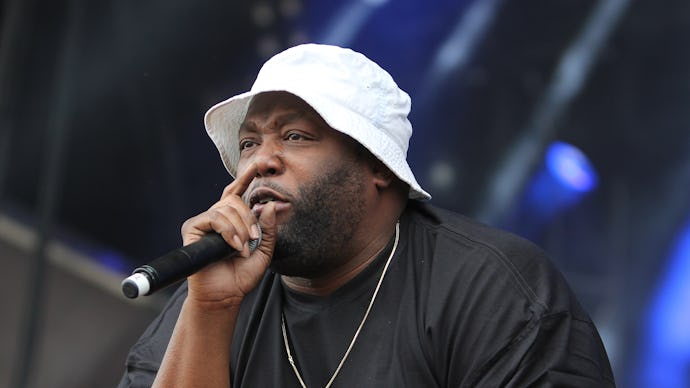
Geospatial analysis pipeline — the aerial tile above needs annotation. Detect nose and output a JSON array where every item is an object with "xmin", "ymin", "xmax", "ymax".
[{"xmin": 252, "ymin": 140, "xmax": 284, "ymax": 178}]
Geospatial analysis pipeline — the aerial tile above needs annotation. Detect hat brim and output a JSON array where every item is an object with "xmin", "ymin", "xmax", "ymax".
[{"xmin": 204, "ymin": 89, "xmax": 431, "ymax": 200}]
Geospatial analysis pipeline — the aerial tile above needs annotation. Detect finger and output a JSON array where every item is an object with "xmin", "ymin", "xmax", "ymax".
[
  {"xmin": 211, "ymin": 204, "xmax": 257, "ymax": 257},
  {"xmin": 181, "ymin": 209, "xmax": 247, "ymax": 254},
  {"xmin": 221, "ymin": 163, "xmax": 258, "ymax": 200},
  {"xmin": 181, "ymin": 214, "xmax": 211, "ymax": 245},
  {"xmin": 255, "ymin": 201, "xmax": 277, "ymax": 259},
  {"xmin": 209, "ymin": 195, "xmax": 260, "ymax": 242}
]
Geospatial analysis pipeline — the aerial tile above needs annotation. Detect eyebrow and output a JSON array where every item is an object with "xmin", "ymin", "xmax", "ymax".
[{"xmin": 239, "ymin": 111, "xmax": 310, "ymax": 134}]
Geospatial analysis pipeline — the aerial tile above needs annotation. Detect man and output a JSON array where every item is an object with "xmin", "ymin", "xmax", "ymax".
[{"xmin": 119, "ymin": 44, "xmax": 615, "ymax": 387}]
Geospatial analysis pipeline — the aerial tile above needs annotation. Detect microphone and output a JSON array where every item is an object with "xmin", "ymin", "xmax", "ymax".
[{"xmin": 121, "ymin": 227, "xmax": 262, "ymax": 299}]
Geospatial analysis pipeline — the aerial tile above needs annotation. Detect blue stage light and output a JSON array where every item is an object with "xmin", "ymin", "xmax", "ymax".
[
  {"xmin": 501, "ymin": 141, "xmax": 598, "ymax": 239},
  {"xmin": 546, "ymin": 141, "xmax": 598, "ymax": 192},
  {"xmin": 527, "ymin": 141, "xmax": 598, "ymax": 218},
  {"xmin": 637, "ymin": 217, "xmax": 690, "ymax": 387}
]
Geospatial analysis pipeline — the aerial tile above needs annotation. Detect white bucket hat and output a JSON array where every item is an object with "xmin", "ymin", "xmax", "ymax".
[{"xmin": 204, "ymin": 43, "xmax": 431, "ymax": 200}]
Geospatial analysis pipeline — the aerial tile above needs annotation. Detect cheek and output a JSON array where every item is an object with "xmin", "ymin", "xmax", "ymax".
[{"xmin": 287, "ymin": 154, "xmax": 327, "ymax": 179}]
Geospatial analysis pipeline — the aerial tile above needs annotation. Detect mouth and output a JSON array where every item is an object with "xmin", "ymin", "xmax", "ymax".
[{"xmin": 248, "ymin": 188, "xmax": 289, "ymax": 210}]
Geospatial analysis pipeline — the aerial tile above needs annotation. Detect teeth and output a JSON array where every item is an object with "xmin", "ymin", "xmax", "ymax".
[{"xmin": 258, "ymin": 197, "xmax": 275, "ymax": 204}]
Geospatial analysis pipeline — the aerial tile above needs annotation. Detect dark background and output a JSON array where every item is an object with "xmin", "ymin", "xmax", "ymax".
[{"xmin": 1, "ymin": 0, "xmax": 689, "ymax": 387}]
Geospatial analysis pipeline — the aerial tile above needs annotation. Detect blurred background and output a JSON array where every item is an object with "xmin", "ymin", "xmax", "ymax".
[{"xmin": 1, "ymin": 0, "xmax": 688, "ymax": 386}]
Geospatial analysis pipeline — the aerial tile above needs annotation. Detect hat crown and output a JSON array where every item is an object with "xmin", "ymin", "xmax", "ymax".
[{"xmin": 253, "ymin": 44, "xmax": 413, "ymax": 156}]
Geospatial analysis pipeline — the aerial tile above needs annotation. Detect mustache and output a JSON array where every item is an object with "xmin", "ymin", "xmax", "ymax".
[{"xmin": 243, "ymin": 180, "xmax": 295, "ymax": 203}]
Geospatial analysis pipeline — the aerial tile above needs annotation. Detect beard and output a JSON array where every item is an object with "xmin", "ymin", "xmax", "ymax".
[{"xmin": 269, "ymin": 162, "xmax": 366, "ymax": 277}]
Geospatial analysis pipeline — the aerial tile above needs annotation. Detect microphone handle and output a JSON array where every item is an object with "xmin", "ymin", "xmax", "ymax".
[{"xmin": 121, "ymin": 229, "xmax": 261, "ymax": 299}]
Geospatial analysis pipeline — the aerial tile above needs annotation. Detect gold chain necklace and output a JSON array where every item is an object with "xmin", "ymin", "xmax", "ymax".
[{"xmin": 281, "ymin": 222, "xmax": 400, "ymax": 388}]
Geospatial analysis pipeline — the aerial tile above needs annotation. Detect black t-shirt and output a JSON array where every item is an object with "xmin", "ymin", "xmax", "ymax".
[{"xmin": 118, "ymin": 202, "xmax": 615, "ymax": 387}]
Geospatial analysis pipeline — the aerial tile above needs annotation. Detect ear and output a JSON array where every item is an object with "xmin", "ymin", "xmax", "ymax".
[{"xmin": 371, "ymin": 159, "xmax": 395, "ymax": 190}]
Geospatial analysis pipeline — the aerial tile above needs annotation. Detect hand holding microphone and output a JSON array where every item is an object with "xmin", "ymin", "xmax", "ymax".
[
  {"xmin": 121, "ymin": 227, "xmax": 262, "ymax": 298},
  {"xmin": 121, "ymin": 163, "xmax": 276, "ymax": 300}
]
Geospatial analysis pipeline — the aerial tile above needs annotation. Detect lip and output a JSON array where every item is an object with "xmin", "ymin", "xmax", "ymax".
[
  {"xmin": 251, "ymin": 201, "xmax": 292, "ymax": 217},
  {"xmin": 248, "ymin": 187, "xmax": 288, "ymax": 207},
  {"xmin": 247, "ymin": 187, "xmax": 292, "ymax": 217}
]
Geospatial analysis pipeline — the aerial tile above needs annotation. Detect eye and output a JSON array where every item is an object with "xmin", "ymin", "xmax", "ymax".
[
  {"xmin": 239, "ymin": 139, "xmax": 258, "ymax": 151},
  {"xmin": 285, "ymin": 132, "xmax": 309, "ymax": 142}
]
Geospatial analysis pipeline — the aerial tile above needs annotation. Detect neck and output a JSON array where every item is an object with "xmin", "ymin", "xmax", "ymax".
[{"xmin": 280, "ymin": 223, "xmax": 397, "ymax": 296}]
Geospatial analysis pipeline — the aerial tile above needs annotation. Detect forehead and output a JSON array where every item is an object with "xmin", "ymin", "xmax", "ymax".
[
  {"xmin": 239, "ymin": 91, "xmax": 364, "ymax": 153},
  {"xmin": 242, "ymin": 91, "xmax": 324, "ymax": 128}
]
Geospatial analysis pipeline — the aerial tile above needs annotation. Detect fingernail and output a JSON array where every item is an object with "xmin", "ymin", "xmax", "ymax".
[
  {"xmin": 250, "ymin": 224, "xmax": 260, "ymax": 240},
  {"xmin": 233, "ymin": 235, "xmax": 243, "ymax": 250},
  {"xmin": 243, "ymin": 242, "xmax": 250, "ymax": 257}
]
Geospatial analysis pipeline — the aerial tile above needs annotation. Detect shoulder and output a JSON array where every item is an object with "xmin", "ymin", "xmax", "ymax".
[
  {"xmin": 398, "ymin": 203, "xmax": 612, "ymax": 384},
  {"xmin": 402, "ymin": 201, "xmax": 589, "ymax": 321},
  {"xmin": 405, "ymin": 201, "xmax": 546, "ymax": 258}
]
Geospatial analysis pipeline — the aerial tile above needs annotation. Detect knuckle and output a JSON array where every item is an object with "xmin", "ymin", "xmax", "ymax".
[{"xmin": 180, "ymin": 216, "xmax": 197, "ymax": 233}]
